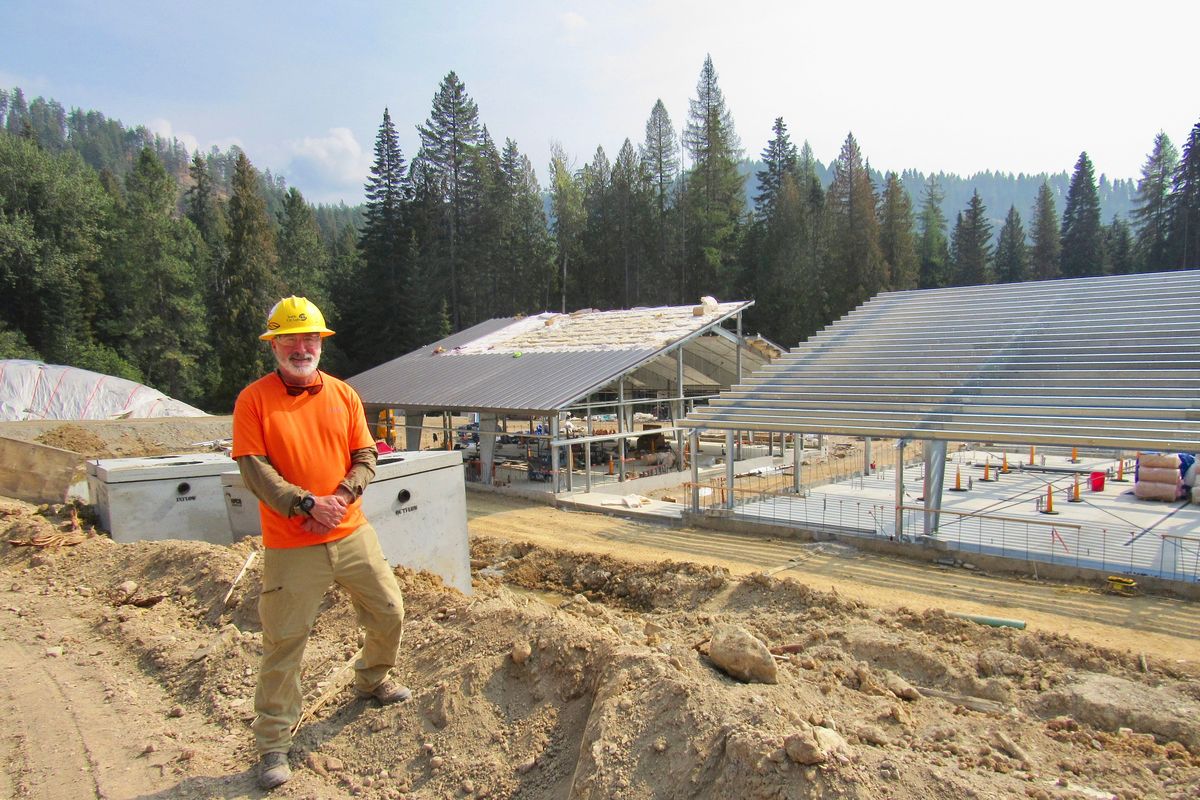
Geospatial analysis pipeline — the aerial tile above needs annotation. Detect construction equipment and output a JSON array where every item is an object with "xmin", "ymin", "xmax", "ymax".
[{"xmin": 1103, "ymin": 576, "xmax": 1139, "ymax": 597}]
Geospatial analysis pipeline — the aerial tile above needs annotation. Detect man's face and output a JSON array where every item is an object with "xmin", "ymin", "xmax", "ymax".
[{"xmin": 271, "ymin": 333, "xmax": 323, "ymax": 382}]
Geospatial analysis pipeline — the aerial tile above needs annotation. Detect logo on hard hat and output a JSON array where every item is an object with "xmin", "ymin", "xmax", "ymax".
[{"xmin": 267, "ymin": 321, "xmax": 280, "ymax": 330}]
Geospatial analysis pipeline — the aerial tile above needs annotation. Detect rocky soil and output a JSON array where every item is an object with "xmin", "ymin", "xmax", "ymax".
[{"xmin": 0, "ymin": 420, "xmax": 1197, "ymax": 799}]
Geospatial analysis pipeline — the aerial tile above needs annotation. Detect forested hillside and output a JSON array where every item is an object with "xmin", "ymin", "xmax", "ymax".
[{"xmin": 1, "ymin": 62, "xmax": 1197, "ymax": 414}]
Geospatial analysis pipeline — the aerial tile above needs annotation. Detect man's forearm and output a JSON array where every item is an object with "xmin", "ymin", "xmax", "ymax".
[
  {"xmin": 236, "ymin": 455, "xmax": 305, "ymax": 517},
  {"xmin": 339, "ymin": 447, "xmax": 377, "ymax": 499}
]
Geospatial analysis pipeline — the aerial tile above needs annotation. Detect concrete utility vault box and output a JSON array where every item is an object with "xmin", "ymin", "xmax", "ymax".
[
  {"xmin": 87, "ymin": 453, "xmax": 238, "ymax": 545},
  {"xmin": 223, "ymin": 450, "xmax": 471, "ymax": 594}
]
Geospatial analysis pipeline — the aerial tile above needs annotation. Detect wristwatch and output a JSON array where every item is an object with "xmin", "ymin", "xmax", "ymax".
[{"xmin": 299, "ymin": 494, "xmax": 316, "ymax": 515}]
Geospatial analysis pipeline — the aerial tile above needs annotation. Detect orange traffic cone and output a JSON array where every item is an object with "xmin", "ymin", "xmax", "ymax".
[
  {"xmin": 1001, "ymin": 451, "xmax": 1010, "ymax": 474},
  {"xmin": 1029, "ymin": 445, "xmax": 1036, "ymax": 465},
  {"xmin": 1113, "ymin": 458, "xmax": 1128, "ymax": 483},
  {"xmin": 1068, "ymin": 473, "xmax": 1082, "ymax": 502},
  {"xmin": 1070, "ymin": 446, "xmax": 1080, "ymax": 464},
  {"xmin": 1040, "ymin": 483, "xmax": 1059, "ymax": 514},
  {"xmin": 980, "ymin": 462, "xmax": 994, "ymax": 482},
  {"xmin": 949, "ymin": 465, "xmax": 967, "ymax": 491}
]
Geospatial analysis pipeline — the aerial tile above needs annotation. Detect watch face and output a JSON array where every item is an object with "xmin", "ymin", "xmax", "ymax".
[{"xmin": 301, "ymin": 496, "xmax": 315, "ymax": 512}]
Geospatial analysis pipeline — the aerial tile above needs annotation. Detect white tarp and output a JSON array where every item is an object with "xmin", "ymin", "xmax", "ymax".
[{"xmin": 0, "ymin": 360, "xmax": 207, "ymax": 421}]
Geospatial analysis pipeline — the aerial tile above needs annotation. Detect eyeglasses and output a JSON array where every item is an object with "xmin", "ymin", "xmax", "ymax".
[
  {"xmin": 277, "ymin": 370, "xmax": 324, "ymax": 396},
  {"xmin": 274, "ymin": 333, "xmax": 322, "ymax": 347}
]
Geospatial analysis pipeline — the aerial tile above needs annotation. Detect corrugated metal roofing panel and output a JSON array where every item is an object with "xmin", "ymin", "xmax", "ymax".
[
  {"xmin": 348, "ymin": 302, "xmax": 755, "ymax": 415},
  {"xmin": 682, "ymin": 271, "xmax": 1200, "ymax": 452},
  {"xmin": 351, "ymin": 349, "xmax": 661, "ymax": 415}
]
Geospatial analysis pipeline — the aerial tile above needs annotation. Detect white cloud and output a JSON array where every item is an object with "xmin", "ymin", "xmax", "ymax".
[
  {"xmin": 283, "ymin": 127, "xmax": 371, "ymax": 203},
  {"xmin": 146, "ymin": 118, "xmax": 200, "ymax": 155},
  {"xmin": 558, "ymin": 11, "xmax": 587, "ymax": 42}
]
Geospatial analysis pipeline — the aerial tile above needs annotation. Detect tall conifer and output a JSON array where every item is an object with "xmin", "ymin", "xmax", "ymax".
[
  {"xmin": 917, "ymin": 177, "xmax": 950, "ymax": 288},
  {"xmin": 1165, "ymin": 121, "xmax": 1200, "ymax": 269},
  {"xmin": 1060, "ymin": 152, "xmax": 1104, "ymax": 277},
  {"xmin": 681, "ymin": 55, "xmax": 744, "ymax": 299},
  {"xmin": 415, "ymin": 72, "xmax": 482, "ymax": 329},
  {"xmin": 213, "ymin": 150, "xmax": 279, "ymax": 410},
  {"xmin": 1029, "ymin": 183, "xmax": 1061, "ymax": 280},
  {"xmin": 994, "ymin": 205, "xmax": 1028, "ymax": 283},
  {"xmin": 878, "ymin": 172, "xmax": 918, "ymax": 290},
  {"xmin": 825, "ymin": 133, "xmax": 885, "ymax": 314},
  {"xmin": 950, "ymin": 191, "xmax": 993, "ymax": 286},
  {"xmin": 1131, "ymin": 132, "xmax": 1178, "ymax": 270}
]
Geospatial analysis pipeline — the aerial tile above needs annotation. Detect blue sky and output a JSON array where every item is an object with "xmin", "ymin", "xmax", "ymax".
[{"xmin": 3, "ymin": 0, "xmax": 1197, "ymax": 205}]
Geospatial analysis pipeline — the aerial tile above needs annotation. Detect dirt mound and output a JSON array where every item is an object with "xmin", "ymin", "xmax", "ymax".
[
  {"xmin": 1, "ymin": 500, "xmax": 1197, "ymax": 799},
  {"xmin": 1, "ymin": 416, "xmax": 233, "ymax": 458}
]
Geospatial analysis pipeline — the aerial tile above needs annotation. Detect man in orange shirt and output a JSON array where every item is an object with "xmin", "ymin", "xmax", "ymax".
[{"xmin": 232, "ymin": 297, "xmax": 410, "ymax": 790}]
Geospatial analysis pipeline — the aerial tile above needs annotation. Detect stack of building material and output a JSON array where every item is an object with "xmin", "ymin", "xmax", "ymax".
[{"xmin": 1134, "ymin": 453, "xmax": 1184, "ymax": 501}]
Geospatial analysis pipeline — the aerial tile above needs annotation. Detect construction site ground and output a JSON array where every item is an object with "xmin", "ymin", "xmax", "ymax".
[{"xmin": 0, "ymin": 418, "xmax": 1197, "ymax": 799}]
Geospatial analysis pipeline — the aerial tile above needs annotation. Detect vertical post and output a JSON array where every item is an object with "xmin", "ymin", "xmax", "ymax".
[
  {"xmin": 894, "ymin": 438, "xmax": 905, "ymax": 539},
  {"xmin": 864, "ymin": 437, "xmax": 873, "ymax": 476},
  {"xmin": 690, "ymin": 430, "xmax": 701, "ymax": 512},
  {"xmin": 793, "ymin": 431, "xmax": 803, "ymax": 493},
  {"xmin": 725, "ymin": 430, "xmax": 735, "ymax": 510},
  {"xmin": 923, "ymin": 440, "xmax": 946, "ymax": 536},
  {"xmin": 735, "ymin": 312, "xmax": 743, "ymax": 462},
  {"xmin": 584, "ymin": 402, "xmax": 593, "ymax": 493},
  {"xmin": 675, "ymin": 348, "xmax": 686, "ymax": 472},
  {"xmin": 617, "ymin": 378, "xmax": 626, "ymax": 483},
  {"xmin": 550, "ymin": 416, "xmax": 560, "ymax": 492}
]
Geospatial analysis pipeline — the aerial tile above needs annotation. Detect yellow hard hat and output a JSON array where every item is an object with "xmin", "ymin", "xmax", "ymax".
[{"xmin": 259, "ymin": 296, "xmax": 335, "ymax": 340}]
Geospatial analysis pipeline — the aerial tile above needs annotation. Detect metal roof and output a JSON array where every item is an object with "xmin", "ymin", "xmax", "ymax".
[
  {"xmin": 682, "ymin": 270, "xmax": 1200, "ymax": 452},
  {"xmin": 349, "ymin": 301, "xmax": 758, "ymax": 415}
]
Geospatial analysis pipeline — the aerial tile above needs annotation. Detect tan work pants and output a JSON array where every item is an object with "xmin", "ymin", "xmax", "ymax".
[{"xmin": 252, "ymin": 523, "xmax": 404, "ymax": 754}]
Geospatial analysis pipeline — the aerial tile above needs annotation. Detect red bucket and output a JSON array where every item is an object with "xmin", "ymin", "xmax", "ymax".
[{"xmin": 1089, "ymin": 471, "xmax": 1105, "ymax": 492}]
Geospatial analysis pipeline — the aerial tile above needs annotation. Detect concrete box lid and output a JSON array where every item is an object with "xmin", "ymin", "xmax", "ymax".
[{"xmin": 87, "ymin": 453, "xmax": 237, "ymax": 483}]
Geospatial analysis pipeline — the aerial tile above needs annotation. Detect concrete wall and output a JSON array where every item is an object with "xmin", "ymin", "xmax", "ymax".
[{"xmin": 0, "ymin": 436, "xmax": 87, "ymax": 504}]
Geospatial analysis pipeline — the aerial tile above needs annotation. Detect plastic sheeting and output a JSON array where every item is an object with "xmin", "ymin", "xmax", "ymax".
[{"xmin": 0, "ymin": 360, "xmax": 207, "ymax": 421}]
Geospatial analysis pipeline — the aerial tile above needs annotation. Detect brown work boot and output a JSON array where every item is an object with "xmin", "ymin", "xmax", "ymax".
[
  {"xmin": 355, "ymin": 678, "xmax": 413, "ymax": 705},
  {"xmin": 257, "ymin": 751, "xmax": 291, "ymax": 789}
]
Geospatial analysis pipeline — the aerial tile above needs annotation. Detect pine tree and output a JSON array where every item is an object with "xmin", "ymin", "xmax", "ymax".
[
  {"xmin": 349, "ymin": 108, "xmax": 411, "ymax": 366},
  {"xmin": 993, "ymin": 205, "xmax": 1028, "ymax": 283},
  {"xmin": 825, "ymin": 133, "xmax": 885, "ymax": 314},
  {"xmin": 1165, "ymin": 121, "xmax": 1200, "ymax": 269},
  {"xmin": 1060, "ymin": 152, "xmax": 1104, "ymax": 277},
  {"xmin": 611, "ymin": 138, "xmax": 650, "ymax": 306},
  {"xmin": 950, "ymin": 191, "xmax": 993, "ymax": 286},
  {"xmin": 877, "ymin": 172, "xmax": 918, "ymax": 290},
  {"xmin": 1029, "ymin": 183, "xmax": 1061, "ymax": 280},
  {"xmin": 639, "ymin": 99, "xmax": 680, "ymax": 302},
  {"xmin": 498, "ymin": 139, "xmax": 554, "ymax": 312},
  {"xmin": 1131, "ymin": 132, "xmax": 1178, "ymax": 270},
  {"xmin": 213, "ymin": 151, "xmax": 280, "ymax": 411},
  {"xmin": 185, "ymin": 152, "xmax": 229, "ymax": 311},
  {"xmin": 579, "ymin": 146, "xmax": 617, "ymax": 307},
  {"xmin": 681, "ymin": 55, "xmax": 745, "ymax": 299},
  {"xmin": 108, "ymin": 148, "xmax": 209, "ymax": 402},
  {"xmin": 415, "ymin": 72, "xmax": 483, "ymax": 329},
  {"xmin": 276, "ymin": 187, "xmax": 330, "ymax": 308},
  {"xmin": 754, "ymin": 117, "xmax": 798, "ymax": 220},
  {"xmin": 917, "ymin": 176, "xmax": 951, "ymax": 288},
  {"xmin": 1104, "ymin": 217, "xmax": 1135, "ymax": 275},
  {"xmin": 548, "ymin": 142, "xmax": 584, "ymax": 312}
]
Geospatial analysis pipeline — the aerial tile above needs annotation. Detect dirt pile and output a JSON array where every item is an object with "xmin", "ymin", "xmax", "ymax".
[
  {"xmin": 1, "ymin": 499, "xmax": 1197, "ymax": 799},
  {"xmin": 0, "ymin": 417, "xmax": 234, "ymax": 459}
]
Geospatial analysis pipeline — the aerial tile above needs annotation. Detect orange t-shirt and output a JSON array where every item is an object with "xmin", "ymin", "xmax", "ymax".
[{"xmin": 232, "ymin": 371, "xmax": 375, "ymax": 549}]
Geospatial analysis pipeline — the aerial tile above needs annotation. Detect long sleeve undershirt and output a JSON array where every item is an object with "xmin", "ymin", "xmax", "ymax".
[{"xmin": 235, "ymin": 447, "xmax": 377, "ymax": 517}]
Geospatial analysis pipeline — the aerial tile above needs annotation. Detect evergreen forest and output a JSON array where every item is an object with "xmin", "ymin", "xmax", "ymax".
[{"xmin": 1, "ymin": 58, "xmax": 1198, "ymax": 413}]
